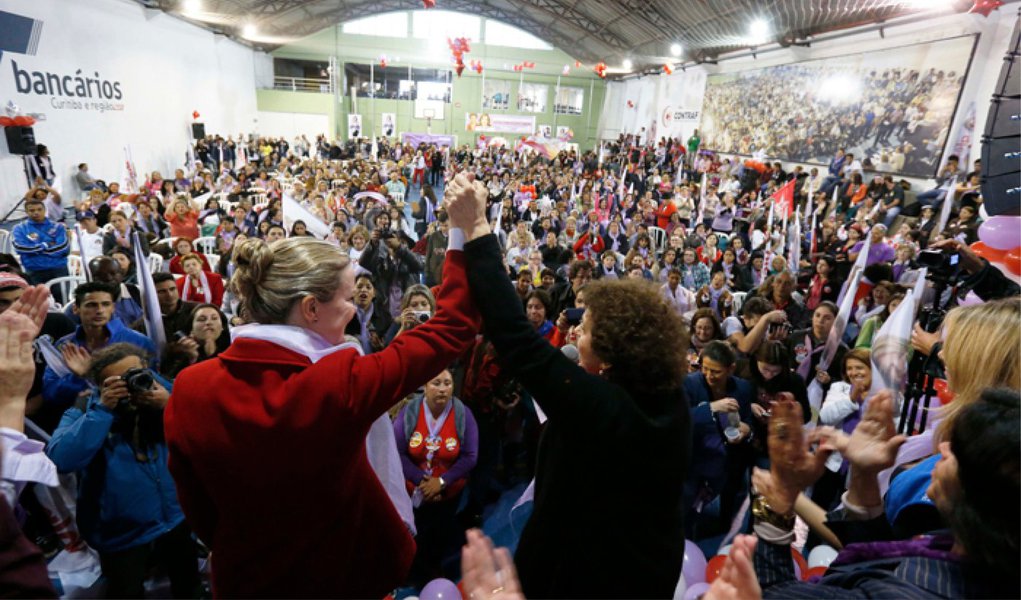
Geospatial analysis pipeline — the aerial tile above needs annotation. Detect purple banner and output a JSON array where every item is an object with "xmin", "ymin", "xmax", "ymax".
[{"xmin": 401, "ymin": 133, "xmax": 456, "ymax": 148}]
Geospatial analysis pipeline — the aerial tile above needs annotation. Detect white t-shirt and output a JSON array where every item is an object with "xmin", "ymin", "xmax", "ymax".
[{"xmin": 75, "ymin": 229, "xmax": 105, "ymax": 263}]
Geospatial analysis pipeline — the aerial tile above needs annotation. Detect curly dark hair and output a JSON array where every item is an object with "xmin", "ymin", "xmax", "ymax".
[{"xmin": 584, "ymin": 278, "xmax": 687, "ymax": 395}]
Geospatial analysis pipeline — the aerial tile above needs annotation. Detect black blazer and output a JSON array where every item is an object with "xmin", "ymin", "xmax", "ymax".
[{"xmin": 464, "ymin": 233, "xmax": 690, "ymax": 599}]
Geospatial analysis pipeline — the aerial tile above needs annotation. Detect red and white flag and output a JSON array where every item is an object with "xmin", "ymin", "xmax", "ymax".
[{"xmin": 771, "ymin": 178, "xmax": 796, "ymax": 219}]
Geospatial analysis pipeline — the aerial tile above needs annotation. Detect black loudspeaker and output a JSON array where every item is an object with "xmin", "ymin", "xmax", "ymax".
[
  {"xmin": 4, "ymin": 126, "xmax": 36, "ymax": 155},
  {"xmin": 980, "ymin": 12, "xmax": 1021, "ymax": 216},
  {"xmin": 191, "ymin": 123, "xmax": 205, "ymax": 140}
]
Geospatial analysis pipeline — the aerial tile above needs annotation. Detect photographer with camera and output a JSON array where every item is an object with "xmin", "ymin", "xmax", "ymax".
[
  {"xmin": 384, "ymin": 284, "xmax": 436, "ymax": 346},
  {"xmin": 360, "ymin": 219, "xmax": 424, "ymax": 318},
  {"xmin": 46, "ymin": 343, "xmax": 200, "ymax": 599}
]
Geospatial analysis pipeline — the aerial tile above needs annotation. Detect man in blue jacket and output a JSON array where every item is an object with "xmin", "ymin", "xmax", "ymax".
[
  {"xmin": 42, "ymin": 282, "xmax": 155, "ymax": 429},
  {"xmin": 46, "ymin": 343, "xmax": 199, "ymax": 598},
  {"xmin": 12, "ymin": 198, "xmax": 70, "ymax": 294},
  {"xmin": 683, "ymin": 340, "xmax": 755, "ymax": 538}
]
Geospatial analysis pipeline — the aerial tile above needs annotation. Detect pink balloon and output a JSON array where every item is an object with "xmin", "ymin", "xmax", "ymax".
[
  {"xmin": 682, "ymin": 539, "xmax": 708, "ymax": 585},
  {"xmin": 978, "ymin": 216, "xmax": 1021, "ymax": 251},
  {"xmin": 683, "ymin": 582, "xmax": 711, "ymax": 600}
]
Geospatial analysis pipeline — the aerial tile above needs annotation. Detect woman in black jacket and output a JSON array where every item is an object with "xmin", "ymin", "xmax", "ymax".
[
  {"xmin": 445, "ymin": 173, "xmax": 691, "ymax": 599},
  {"xmin": 744, "ymin": 340, "xmax": 810, "ymax": 466}
]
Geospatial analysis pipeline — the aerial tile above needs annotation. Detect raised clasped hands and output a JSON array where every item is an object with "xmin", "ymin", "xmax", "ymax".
[{"xmin": 443, "ymin": 172, "xmax": 490, "ymax": 240}]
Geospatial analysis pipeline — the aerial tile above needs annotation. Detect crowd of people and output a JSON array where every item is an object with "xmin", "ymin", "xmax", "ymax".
[
  {"xmin": 701, "ymin": 65, "xmax": 965, "ymax": 178},
  {"xmin": 0, "ymin": 125, "xmax": 1017, "ymax": 599}
]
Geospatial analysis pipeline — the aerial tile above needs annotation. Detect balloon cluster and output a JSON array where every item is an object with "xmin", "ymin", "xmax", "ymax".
[
  {"xmin": 663, "ymin": 64, "xmax": 673, "ymax": 75},
  {"xmin": 594, "ymin": 62, "xmax": 607, "ymax": 78},
  {"xmin": 379, "ymin": 54, "xmax": 388, "ymax": 69},
  {"xmin": 969, "ymin": 215, "xmax": 1021, "ymax": 290},
  {"xmin": 448, "ymin": 37, "xmax": 471, "ymax": 77},
  {"xmin": 680, "ymin": 539, "xmax": 837, "ymax": 597},
  {"xmin": 0, "ymin": 101, "xmax": 36, "ymax": 127},
  {"xmin": 511, "ymin": 61, "xmax": 535, "ymax": 72},
  {"xmin": 969, "ymin": 0, "xmax": 1004, "ymax": 16},
  {"xmin": 468, "ymin": 59, "xmax": 483, "ymax": 74},
  {"xmin": 562, "ymin": 64, "xmax": 571, "ymax": 75}
]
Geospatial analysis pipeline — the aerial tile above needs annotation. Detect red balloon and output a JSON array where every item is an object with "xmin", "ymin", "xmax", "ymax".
[
  {"xmin": 805, "ymin": 566, "xmax": 828, "ymax": 580},
  {"xmin": 456, "ymin": 580, "xmax": 467, "ymax": 597},
  {"xmin": 421, "ymin": 0, "xmax": 435, "ymax": 7},
  {"xmin": 192, "ymin": 111, "xmax": 200, "ymax": 119},
  {"xmin": 705, "ymin": 554, "xmax": 728, "ymax": 583},
  {"xmin": 0, "ymin": 116, "xmax": 13, "ymax": 127},
  {"xmin": 1004, "ymin": 247, "xmax": 1021, "ymax": 275},
  {"xmin": 792, "ymin": 548, "xmax": 809, "ymax": 579},
  {"xmin": 969, "ymin": 0, "xmax": 1004, "ymax": 16},
  {"xmin": 933, "ymin": 378, "xmax": 954, "ymax": 405},
  {"xmin": 970, "ymin": 241, "xmax": 1008, "ymax": 262}
]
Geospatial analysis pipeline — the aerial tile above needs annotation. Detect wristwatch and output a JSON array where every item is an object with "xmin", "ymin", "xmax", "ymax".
[{"xmin": 751, "ymin": 494, "xmax": 795, "ymax": 531}]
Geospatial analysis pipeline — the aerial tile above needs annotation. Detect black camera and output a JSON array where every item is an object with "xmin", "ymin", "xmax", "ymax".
[
  {"xmin": 121, "ymin": 368, "xmax": 154, "ymax": 395},
  {"xmin": 768, "ymin": 321, "xmax": 793, "ymax": 336},
  {"xmin": 917, "ymin": 249, "xmax": 962, "ymax": 283}
]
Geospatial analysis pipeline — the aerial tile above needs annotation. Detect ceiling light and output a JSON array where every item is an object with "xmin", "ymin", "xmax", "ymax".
[
  {"xmin": 242, "ymin": 23, "xmax": 257, "ymax": 38},
  {"xmin": 182, "ymin": 0, "xmax": 201, "ymax": 12},
  {"xmin": 749, "ymin": 18, "xmax": 770, "ymax": 43},
  {"xmin": 622, "ymin": 58, "xmax": 633, "ymax": 71},
  {"xmin": 670, "ymin": 43, "xmax": 682, "ymax": 57}
]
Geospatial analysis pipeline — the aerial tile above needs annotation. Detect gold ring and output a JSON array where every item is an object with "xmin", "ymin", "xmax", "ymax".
[{"xmin": 490, "ymin": 587, "xmax": 504, "ymax": 596}]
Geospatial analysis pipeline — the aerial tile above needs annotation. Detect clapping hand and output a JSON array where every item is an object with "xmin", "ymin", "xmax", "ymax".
[
  {"xmin": 6, "ymin": 285, "xmax": 50, "ymax": 338},
  {"xmin": 816, "ymin": 390, "xmax": 906, "ymax": 475},
  {"xmin": 61, "ymin": 344, "xmax": 92, "ymax": 377},
  {"xmin": 704, "ymin": 534, "xmax": 762, "ymax": 600},
  {"xmin": 758, "ymin": 393, "xmax": 832, "ymax": 515},
  {"xmin": 0, "ymin": 298, "xmax": 47, "ymax": 430},
  {"xmin": 461, "ymin": 529, "xmax": 525, "ymax": 600}
]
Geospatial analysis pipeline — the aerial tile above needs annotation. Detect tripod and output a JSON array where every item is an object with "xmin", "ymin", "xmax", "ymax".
[
  {"xmin": 0, "ymin": 155, "xmax": 37, "ymax": 225},
  {"xmin": 897, "ymin": 274, "xmax": 957, "ymax": 434}
]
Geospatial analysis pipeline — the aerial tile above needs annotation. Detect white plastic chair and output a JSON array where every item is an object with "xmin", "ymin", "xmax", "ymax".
[
  {"xmin": 731, "ymin": 291, "xmax": 747, "ymax": 314},
  {"xmin": 204, "ymin": 253, "xmax": 220, "ymax": 273},
  {"xmin": 390, "ymin": 191, "xmax": 405, "ymax": 206},
  {"xmin": 147, "ymin": 253, "xmax": 165, "ymax": 273},
  {"xmin": 47, "ymin": 276, "xmax": 86, "ymax": 310},
  {"xmin": 152, "ymin": 238, "xmax": 175, "ymax": 254},
  {"xmin": 193, "ymin": 237, "xmax": 219, "ymax": 255},
  {"xmin": 648, "ymin": 226, "xmax": 667, "ymax": 255},
  {"xmin": 0, "ymin": 229, "xmax": 11, "ymax": 254},
  {"xmin": 68, "ymin": 255, "xmax": 86, "ymax": 278}
]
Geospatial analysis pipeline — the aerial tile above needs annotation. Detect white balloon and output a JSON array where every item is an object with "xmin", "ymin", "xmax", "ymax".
[
  {"xmin": 716, "ymin": 544, "xmax": 733, "ymax": 557},
  {"xmin": 808, "ymin": 545, "xmax": 838, "ymax": 569}
]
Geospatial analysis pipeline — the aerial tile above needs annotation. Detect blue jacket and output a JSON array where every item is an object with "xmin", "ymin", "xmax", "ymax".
[
  {"xmin": 46, "ymin": 372, "xmax": 184, "ymax": 553},
  {"xmin": 683, "ymin": 372, "xmax": 755, "ymax": 493},
  {"xmin": 43, "ymin": 318, "xmax": 157, "ymax": 410},
  {"xmin": 12, "ymin": 218, "xmax": 70, "ymax": 272}
]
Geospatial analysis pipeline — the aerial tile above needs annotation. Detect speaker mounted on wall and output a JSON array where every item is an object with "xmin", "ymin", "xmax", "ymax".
[{"xmin": 979, "ymin": 12, "xmax": 1021, "ymax": 217}]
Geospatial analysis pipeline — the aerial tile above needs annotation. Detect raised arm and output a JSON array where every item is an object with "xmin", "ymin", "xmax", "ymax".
[{"xmin": 447, "ymin": 174, "xmax": 618, "ymax": 424}]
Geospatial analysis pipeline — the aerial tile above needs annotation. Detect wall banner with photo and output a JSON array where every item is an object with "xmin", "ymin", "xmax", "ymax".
[
  {"xmin": 381, "ymin": 113, "xmax": 396, "ymax": 137},
  {"xmin": 465, "ymin": 112, "xmax": 536, "ymax": 134},
  {"xmin": 347, "ymin": 113, "xmax": 363, "ymax": 140},
  {"xmin": 483, "ymin": 79, "xmax": 511, "ymax": 110},
  {"xmin": 537, "ymin": 124, "xmax": 553, "ymax": 138},
  {"xmin": 699, "ymin": 35, "xmax": 977, "ymax": 178}
]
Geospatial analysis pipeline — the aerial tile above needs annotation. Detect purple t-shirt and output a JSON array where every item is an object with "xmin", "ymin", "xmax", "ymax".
[{"xmin": 851, "ymin": 241, "xmax": 895, "ymax": 265}]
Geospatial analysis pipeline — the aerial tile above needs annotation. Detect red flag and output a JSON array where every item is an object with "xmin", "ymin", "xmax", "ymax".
[{"xmin": 770, "ymin": 179, "xmax": 796, "ymax": 219}]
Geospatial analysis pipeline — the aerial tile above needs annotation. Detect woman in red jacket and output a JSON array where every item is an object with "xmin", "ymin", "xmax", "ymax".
[
  {"xmin": 164, "ymin": 230, "xmax": 479, "ymax": 598},
  {"xmin": 168, "ymin": 237, "xmax": 212, "ymax": 275},
  {"xmin": 175, "ymin": 254, "xmax": 225, "ymax": 307}
]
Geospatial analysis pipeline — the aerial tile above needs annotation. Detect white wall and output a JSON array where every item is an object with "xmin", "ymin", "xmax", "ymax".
[
  {"xmin": 600, "ymin": 9, "xmax": 1017, "ymax": 184},
  {"xmin": 0, "ymin": 0, "xmax": 266, "ymax": 214},
  {"xmin": 256, "ymin": 111, "xmax": 330, "ymax": 141}
]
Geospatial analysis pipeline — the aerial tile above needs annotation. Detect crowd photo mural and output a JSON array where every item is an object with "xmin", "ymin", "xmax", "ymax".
[{"xmin": 700, "ymin": 35, "xmax": 976, "ymax": 178}]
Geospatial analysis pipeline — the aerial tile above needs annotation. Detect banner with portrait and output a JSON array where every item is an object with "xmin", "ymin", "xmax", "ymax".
[
  {"xmin": 347, "ymin": 113, "xmax": 362, "ymax": 140},
  {"xmin": 700, "ymin": 35, "xmax": 976, "ymax": 178},
  {"xmin": 465, "ymin": 112, "xmax": 536, "ymax": 134},
  {"xmin": 381, "ymin": 113, "xmax": 396, "ymax": 137}
]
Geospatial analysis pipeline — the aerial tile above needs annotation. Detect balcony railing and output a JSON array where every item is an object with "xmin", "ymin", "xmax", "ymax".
[{"xmin": 272, "ymin": 76, "xmax": 334, "ymax": 93}]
